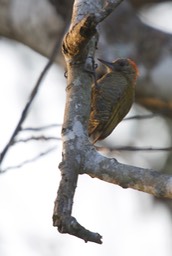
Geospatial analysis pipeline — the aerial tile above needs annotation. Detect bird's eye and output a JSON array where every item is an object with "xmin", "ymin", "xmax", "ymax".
[{"xmin": 119, "ymin": 60, "xmax": 126, "ymax": 67}]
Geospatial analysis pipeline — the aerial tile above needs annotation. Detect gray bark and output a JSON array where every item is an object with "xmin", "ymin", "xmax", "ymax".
[{"xmin": 52, "ymin": 0, "xmax": 172, "ymax": 243}]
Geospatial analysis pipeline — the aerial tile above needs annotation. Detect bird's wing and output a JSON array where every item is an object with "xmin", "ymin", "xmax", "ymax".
[
  {"xmin": 99, "ymin": 84, "xmax": 134, "ymax": 140},
  {"xmin": 89, "ymin": 73, "xmax": 134, "ymax": 142}
]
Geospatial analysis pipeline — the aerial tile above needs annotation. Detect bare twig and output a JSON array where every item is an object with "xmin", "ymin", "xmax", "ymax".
[
  {"xmin": 13, "ymin": 136, "xmax": 61, "ymax": 144},
  {"xmin": 0, "ymin": 39, "xmax": 61, "ymax": 167},
  {"xmin": 22, "ymin": 124, "xmax": 61, "ymax": 132},
  {"xmin": 20, "ymin": 114, "xmax": 155, "ymax": 134},
  {"xmin": 124, "ymin": 113, "xmax": 156, "ymax": 121},
  {"xmin": 1, "ymin": 146, "xmax": 57, "ymax": 173},
  {"xmin": 12, "ymin": 136, "xmax": 172, "ymax": 152},
  {"xmin": 97, "ymin": 145, "xmax": 172, "ymax": 152}
]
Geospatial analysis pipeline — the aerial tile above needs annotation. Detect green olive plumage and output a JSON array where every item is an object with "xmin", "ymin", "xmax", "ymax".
[{"xmin": 88, "ymin": 58, "xmax": 138, "ymax": 143}]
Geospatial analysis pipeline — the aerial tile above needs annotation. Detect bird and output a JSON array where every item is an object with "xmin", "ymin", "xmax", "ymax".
[{"xmin": 88, "ymin": 58, "xmax": 139, "ymax": 144}]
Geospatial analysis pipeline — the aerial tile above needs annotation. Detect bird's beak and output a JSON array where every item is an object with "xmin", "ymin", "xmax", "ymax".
[{"xmin": 97, "ymin": 58, "xmax": 114, "ymax": 70}]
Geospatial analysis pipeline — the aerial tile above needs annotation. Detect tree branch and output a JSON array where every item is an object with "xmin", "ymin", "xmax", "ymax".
[
  {"xmin": 0, "ymin": 0, "xmax": 65, "ymax": 60},
  {"xmin": 53, "ymin": 0, "xmax": 124, "ymax": 244},
  {"xmin": 50, "ymin": 0, "xmax": 172, "ymax": 244},
  {"xmin": 82, "ymin": 148, "xmax": 172, "ymax": 198},
  {"xmin": 136, "ymin": 97, "xmax": 172, "ymax": 118}
]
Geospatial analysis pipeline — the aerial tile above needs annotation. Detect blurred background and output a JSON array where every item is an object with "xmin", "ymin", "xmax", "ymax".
[{"xmin": 0, "ymin": 1, "xmax": 172, "ymax": 255}]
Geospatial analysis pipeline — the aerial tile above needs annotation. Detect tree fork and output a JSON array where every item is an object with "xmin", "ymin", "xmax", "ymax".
[{"xmin": 53, "ymin": 0, "xmax": 124, "ymax": 244}]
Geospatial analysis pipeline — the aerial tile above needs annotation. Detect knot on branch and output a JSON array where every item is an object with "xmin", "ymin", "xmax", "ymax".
[{"xmin": 62, "ymin": 14, "xmax": 97, "ymax": 58}]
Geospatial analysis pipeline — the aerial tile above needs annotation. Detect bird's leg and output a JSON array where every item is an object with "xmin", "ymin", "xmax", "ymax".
[{"xmin": 84, "ymin": 56, "xmax": 98, "ymax": 92}]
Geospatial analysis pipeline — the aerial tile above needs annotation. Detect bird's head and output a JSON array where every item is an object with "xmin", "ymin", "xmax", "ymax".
[{"xmin": 98, "ymin": 58, "xmax": 139, "ymax": 81}]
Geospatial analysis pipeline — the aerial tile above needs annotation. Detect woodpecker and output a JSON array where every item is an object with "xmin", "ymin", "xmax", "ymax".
[{"xmin": 88, "ymin": 58, "xmax": 139, "ymax": 143}]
